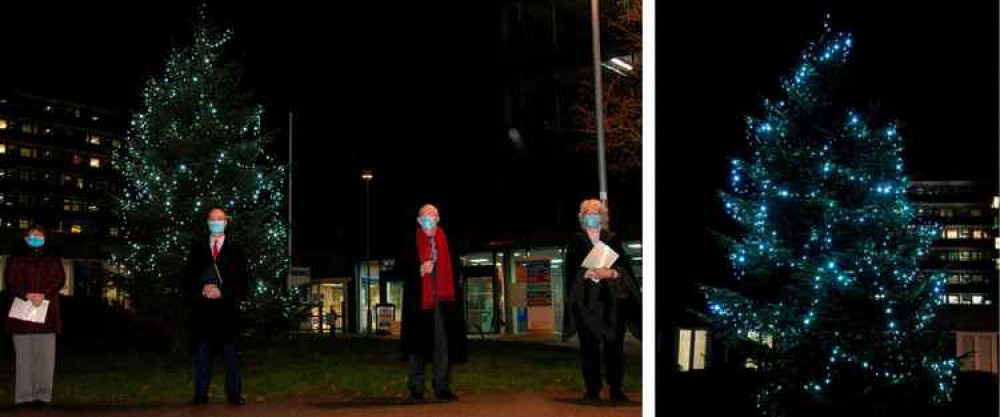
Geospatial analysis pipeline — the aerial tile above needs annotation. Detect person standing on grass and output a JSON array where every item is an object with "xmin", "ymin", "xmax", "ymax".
[
  {"xmin": 4, "ymin": 226, "xmax": 65, "ymax": 409},
  {"xmin": 400, "ymin": 204, "xmax": 467, "ymax": 402},
  {"xmin": 183, "ymin": 207, "xmax": 249, "ymax": 406},
  {"xmin": 562, "ymin": 199, "xmax": 641, "ymax": 403}
]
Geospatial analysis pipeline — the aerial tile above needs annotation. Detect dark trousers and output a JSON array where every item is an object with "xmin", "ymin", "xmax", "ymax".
[
  {"xmin": 408, "ymin": 302, "xmax": 450, "ymax": 395},
  {"xmin": 576, "ymin": 311, "xmax": 627, "ymax": 394},
  {"xmin": 194, "ymin": 341, "xmax": 242, "ymax": 402}
]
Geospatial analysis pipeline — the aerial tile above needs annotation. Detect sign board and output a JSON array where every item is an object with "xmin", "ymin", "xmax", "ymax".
[
  {"xmin": 517, "ymin": 259, "xmax": 552, "ymax": 307},
  {"xmin": 517, "ymin": 258, "xmax": 554, "ymax": 334},
  {"xmin": 376, "ymin": 304, "xmax": 395, "ymax": 334}
]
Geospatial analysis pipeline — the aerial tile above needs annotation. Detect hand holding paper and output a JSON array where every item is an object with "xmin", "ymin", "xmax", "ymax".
[
  {"xmin": 8, "ymin": 297, "xmax": 49, "ymax": 324},
  {"xmin": 581, "ymin": 242, "xmax": 619, "ymax": 283}
]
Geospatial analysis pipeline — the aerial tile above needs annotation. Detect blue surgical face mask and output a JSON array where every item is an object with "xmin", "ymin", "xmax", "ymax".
[
  {"xmin": 26, "ymin": 235, "xmax": 45, "ymax": 248},
  {"xmin": 208, "ymin": 220, "xmax": 226, "ymax": 234},
  {"xmin": 419, "ymin": 215, "xmax": 437, "ymax": 231},
  {"xmin": 581, "ymin": 214, "xmax": 601, "ymax": 229}
]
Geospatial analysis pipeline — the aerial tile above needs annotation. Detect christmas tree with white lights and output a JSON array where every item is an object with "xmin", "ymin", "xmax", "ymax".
[{"xmin": 112, "ymin": 9, "xmax": 297, "ymax": 344}]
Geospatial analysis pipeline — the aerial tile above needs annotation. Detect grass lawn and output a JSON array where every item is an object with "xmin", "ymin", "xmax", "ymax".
[{"xmin": 0, "ymin": 337, "xmax": 642, "ymax": 405}]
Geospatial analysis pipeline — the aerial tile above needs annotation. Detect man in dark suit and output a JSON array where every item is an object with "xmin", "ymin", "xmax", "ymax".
[{"xmin": 183, "ymin": 207, "xmax": 249, "ymax": 406}]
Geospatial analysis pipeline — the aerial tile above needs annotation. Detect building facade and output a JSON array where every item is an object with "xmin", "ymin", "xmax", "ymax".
[
  {"xmin": 911, "ymin": 181, "xmax": 999, "ymax": 374},
  {"xmin": 0, "ymin": 93, "xmax": 126, "ymax": 302}
]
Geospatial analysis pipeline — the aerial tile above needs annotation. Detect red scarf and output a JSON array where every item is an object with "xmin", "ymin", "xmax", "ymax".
[{"xmin": 416, "ymin": 227, "xmax": 455, "ymax": 310}]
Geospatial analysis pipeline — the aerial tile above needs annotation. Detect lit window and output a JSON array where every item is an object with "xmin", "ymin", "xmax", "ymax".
[
  {"xmin": 109, "ymin": 227, "xmax": 119, "ymax": 237},
  {"xmin": 19, "ymin": 219, "xmax": 29, "ymax": 230},
  {"xmin": 70, "ymin": 224, "xmax": 82, "ymax": 234},
  {"xmin": 0, "ymin": 143, "xmax": 5, "ymax": 154},
  {"xmin": 948, "ymin": 294, "xmax": 960, "ymax": 304},
  {"xmin": 747, "ymin": 330, "xmax": 774, "ymax": 354},
  {"xmin": 0, "ymin": 119, "xmax": 7, "ymax": 129},
  {"xmin": 943, "ymin": 228, "xmax": 959, "ymax": 239},
  {"xmin": 19, "ymin": 148, "xmax": 35, "ymax": 158},
  {"xmin": 88, "ymin": 204, "xmax": 99, "ymax": 213},
  {"xmin": 74, "ymin": 109, "xmax": 81, "ymax": 118},
  {"xmin": 89, "ymin": 158, "xmax": 100, "ymax": 168},
  {"xmin": 44, "ymin": 105, "xmax": 52, "ymax": 112},
  {"xmin": 88, "ymin": 134, "xmax": 101, "ymax": 145},
  {"xmin": 20, "ymin": 123, "xmax": 35, "ymax": 134},
  {"xmin": 43, "ymin": 128, "xmax": 51, "ymax": 135},
  {"xmin": 76, "ymin": 178, "xmax": 84, "ymax": 189},
  {"xmin": 972, "ymin": 230, "xmax": 987, "ymax": 239},
  {"xmin": 972, "ymin": 295, "xmax": 984, "ymax": 305},
  {"xmin": 112, "ymin": 139, "xmax": 121, "ymax": 149},
  {"xmin": 677, "ymin": 328, "xmax": 709, "ymax": 371},
  {"xmin": 970, "ymin": 209, "xmax": 983, "ymax": 217}
]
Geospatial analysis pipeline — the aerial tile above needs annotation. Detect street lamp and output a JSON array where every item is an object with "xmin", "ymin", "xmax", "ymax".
[
  {"xmin": 362, "ymin": 170, "xmax": 373, "ymax": 261},
  {"xmin": 361, "ymin": 169, "xmax": 373, "ymax": 332}
]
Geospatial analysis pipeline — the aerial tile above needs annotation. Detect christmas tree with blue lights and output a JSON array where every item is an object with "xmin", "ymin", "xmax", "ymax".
[
  {"xmin": 704, "ymin": 18, "xmax": 955, "ymax": 416},
  {"xmin": 111, "ymin": 8, "xmax": 300, "ymax": 346}
]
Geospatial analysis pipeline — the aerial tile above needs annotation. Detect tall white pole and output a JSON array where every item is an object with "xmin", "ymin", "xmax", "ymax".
[
  {"xmin": 591, "ymin": 0, "xmax": 609, "ymax": 206},
  {"xmin": 288, "ymin": 111, "xmax": 293, "ymax": 265}
]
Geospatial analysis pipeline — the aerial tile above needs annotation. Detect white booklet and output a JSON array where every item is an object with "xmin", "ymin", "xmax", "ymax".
[
  {"xmin": 581, "ymin": 242, "xmax": 620, "ymax": 282},
  {"xmin": 8, "ymin": 297, "xmax": 49, "ymax": 324}
]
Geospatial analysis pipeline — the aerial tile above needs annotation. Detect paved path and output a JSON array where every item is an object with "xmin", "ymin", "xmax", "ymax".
[{"xmin": 0, "ymin": 392, "xmax": 642, "ymax": 417}]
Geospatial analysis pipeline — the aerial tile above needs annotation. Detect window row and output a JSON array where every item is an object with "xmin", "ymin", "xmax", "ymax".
[{"xmin": 0, "ymin": 118, "xmax": 119, "ymax": 148}]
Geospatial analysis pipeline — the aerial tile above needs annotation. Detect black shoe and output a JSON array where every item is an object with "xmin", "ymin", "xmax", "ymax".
[
  {"xmin": 227, "ymin": 397, "xmax": 246, "ymax": 406},
  {"xmin": 32, "ymin": 400, "xmax": 50, "ymax": 409},
  {"xmin": 610, "ymin": 389, "xmax": 630, "ymax": 403},
  {"xmin": 409, "ymin": 391, "xmax": 424, "ymax": 402},
  {"xmin": 435, "ymin": 391, "xmax": 459, "ymax": 402},
  {"xmin": 193, "ymin": 397, "xmax": 209, "ymax": 406},
  {"xmin": 582, "ymin": 390, "xmax": 601, "ymax": 403}
]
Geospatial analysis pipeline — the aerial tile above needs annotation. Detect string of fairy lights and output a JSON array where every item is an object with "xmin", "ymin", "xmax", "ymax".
[{"xmin": 111, "ymin": 10, "xmax": 294, "ymax": 306}]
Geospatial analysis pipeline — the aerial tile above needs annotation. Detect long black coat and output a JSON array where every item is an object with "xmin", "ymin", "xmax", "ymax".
[
  {"xmin": 182, "ymin": 237, "xmax": 250, "ymax": 342},
  {"xmin": 399, "ymin": 229, "xmax": 468, "ymax": 364},
  {"xmin": 562, "ymin": 229, "xmax": 641, "ymax": 342}
]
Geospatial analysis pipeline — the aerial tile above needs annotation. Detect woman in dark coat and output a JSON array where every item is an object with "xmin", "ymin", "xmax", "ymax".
[
  {"xmin": 562, "ymin": 199, "xmax": 641, "ymax": 403},
  {"xmin": 182, "ymin": 207, "xmax": 249, "ymax": 406},
  {"xmin": 4, "ymin": 226, "xmax": 65, "ymax": 408},
  {"xmin": 400, "ymin": 204, "xmax": 467, "ymax": 402}
]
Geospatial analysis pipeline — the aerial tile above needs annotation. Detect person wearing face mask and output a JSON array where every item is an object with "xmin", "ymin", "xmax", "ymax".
[
  {"xmin": 562, "ymin": 199, "xmax": 641, "ymax": 403},
  {"xmin": 4, "ymin": 226, "xmax": 65, "ymax": 409},
  {"xmin": 183, "ymin": 207, "xmax": 249, "ymax": 406},
  {"xmin": 400, "ymin": 204, "xmax": 466, "ymax": 402}
]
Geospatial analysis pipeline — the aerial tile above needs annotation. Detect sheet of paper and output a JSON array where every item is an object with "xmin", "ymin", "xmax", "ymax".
[
  {"xmin": 581, "ymin": 241, "xmax": 619, "ymax": 269},
  {"xmin": 581, "ymin": 242, "xmax": 620, "ymax": 282},
  {"xmin": 8, "ymin": 297, "xmax": 49, "ymax": 324}
]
